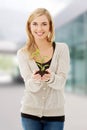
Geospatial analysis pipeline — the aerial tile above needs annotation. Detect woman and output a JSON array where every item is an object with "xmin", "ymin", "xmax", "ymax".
[{"xmin": 17, "ymin": 8, "xmax": 70, "ymax": 130}]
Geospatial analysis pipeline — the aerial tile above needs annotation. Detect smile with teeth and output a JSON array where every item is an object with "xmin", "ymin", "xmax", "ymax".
[{"xmin": 35, "ymin": 32, "xmax": 44, "ymax": 36}]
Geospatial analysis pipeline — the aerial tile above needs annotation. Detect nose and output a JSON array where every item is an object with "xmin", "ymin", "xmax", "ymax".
[{"xmin": 37, "ymin": 25, "xmax": 42, "ymax": 31}]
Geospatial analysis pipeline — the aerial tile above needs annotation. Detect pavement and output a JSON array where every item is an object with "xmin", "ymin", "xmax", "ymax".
[{"xmin": 0, "ymin": 83, "xmax": 87, "ymax": 130}]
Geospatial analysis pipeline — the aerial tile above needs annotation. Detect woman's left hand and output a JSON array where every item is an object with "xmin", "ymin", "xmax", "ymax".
[{"xmin": 41, "ymin": 69, "xmax": 51, "ymax": 82}]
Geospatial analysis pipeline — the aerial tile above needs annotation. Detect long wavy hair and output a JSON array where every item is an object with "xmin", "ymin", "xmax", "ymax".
[{"xmin": 22, "ymin": 8, "xmax": 55, "ymax": 59}]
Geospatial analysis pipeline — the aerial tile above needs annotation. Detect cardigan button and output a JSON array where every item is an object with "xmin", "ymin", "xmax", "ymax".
[
  {"xmin": 42, "ymin": 96, "xmax": 45, "ymax": 99},
  {"xmin": 43, "ymin": 87, "xmax": 46, "ymax": 90}
]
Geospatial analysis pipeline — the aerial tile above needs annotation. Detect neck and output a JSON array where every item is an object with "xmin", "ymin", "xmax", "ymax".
[{"xmin": 35, "ymin": 39, "xmax": 52, "ymax": 50}]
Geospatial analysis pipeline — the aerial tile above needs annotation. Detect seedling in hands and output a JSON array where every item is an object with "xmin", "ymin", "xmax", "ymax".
[{"xmin": 32, "ymin": 49, "xmax": 49, "ymax": 76}]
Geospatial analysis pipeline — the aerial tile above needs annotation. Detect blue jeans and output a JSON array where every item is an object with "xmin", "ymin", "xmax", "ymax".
[{"xmin": 21, "ymin": 117, "xmax": 64, "ymax": 130}]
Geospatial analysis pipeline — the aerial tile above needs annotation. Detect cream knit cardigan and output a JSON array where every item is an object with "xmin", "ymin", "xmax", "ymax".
[{"xmin": 17, "ymin": 42, "xmax": 70, "ymax": 117}]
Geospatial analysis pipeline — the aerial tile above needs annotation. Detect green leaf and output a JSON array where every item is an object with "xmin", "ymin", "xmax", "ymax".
[
  {"xmin": 37, "ymin": 63, "xmax": 43, "ymax": 69},
  {"xmin": 31, "ymin": 49, "xmax": 40, "ymax": 58}
]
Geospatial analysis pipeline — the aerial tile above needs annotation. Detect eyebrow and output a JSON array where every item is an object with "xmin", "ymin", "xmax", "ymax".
[
  {"xmin": 42, "ymin": 22, "xmax": 48, "ymax": 24},
  {"xmin": 32, "ymin": 21, "xmax": 48, "ymax": 24}
]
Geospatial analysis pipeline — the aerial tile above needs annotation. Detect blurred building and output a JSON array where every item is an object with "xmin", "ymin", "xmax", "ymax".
[{"xmin": 54, "ymin": 0, "xmax": 87, "ymax": 95}]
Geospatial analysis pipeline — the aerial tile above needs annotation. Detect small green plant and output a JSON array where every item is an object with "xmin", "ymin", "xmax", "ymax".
[{"xmin": 32, "ymin": 49, "xmax": 49, "ymax": 76}]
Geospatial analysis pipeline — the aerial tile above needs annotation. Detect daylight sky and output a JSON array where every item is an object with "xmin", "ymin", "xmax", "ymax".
[{"xmin": 0, "ymin": 0, "xmax": 72, "ymax": 16}]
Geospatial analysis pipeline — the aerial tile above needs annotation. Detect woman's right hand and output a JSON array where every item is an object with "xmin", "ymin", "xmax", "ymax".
[{"xmin": 32, "ymin": 70, "xmax": 41, "ymax": 81}]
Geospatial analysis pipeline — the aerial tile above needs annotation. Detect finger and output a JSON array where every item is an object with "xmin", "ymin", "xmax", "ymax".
[
  {"xmin": 43, "ymin": 74, "xmax": 51, "ymax": 78},
  {"xmin": 46, "ymin": 69, "xmax": 51, "ymax": 73},
  {"xmin": 42, "ymin": 74, "xmax": 50, "ymax": 81},
  {"xmin": 33, "ymin": 70, "xmax": 39, "ymax": 74},
  {"xmin": 34, "ymin": 74, "xmax": 41, "ymax": 78},
  {"xmin": 33, "ymin": 70, "xmax": 37, "ymax": 75}
]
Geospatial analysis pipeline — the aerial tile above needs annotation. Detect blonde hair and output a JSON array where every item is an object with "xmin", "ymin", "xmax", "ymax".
[{"xmin": 23, "ymin": 8, "xmax": 55, "ymax": 58}]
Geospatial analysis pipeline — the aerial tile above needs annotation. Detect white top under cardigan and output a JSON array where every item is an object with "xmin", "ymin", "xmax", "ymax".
[{"xmin": 17, "ymin": 42, "xmax": 70, "ymax": 117}]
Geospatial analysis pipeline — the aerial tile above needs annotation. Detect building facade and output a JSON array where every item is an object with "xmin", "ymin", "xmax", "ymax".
[{"xmin": 55, "ymin": 11, "xmax": 87, "ymax": 95}]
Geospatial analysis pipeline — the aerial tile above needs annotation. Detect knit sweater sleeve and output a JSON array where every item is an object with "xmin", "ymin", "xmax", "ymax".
[
  {"xmin": 17, "ymin": 50, "xmax": 43, "ymax": 93},
  {"xmin": 47, "ymin": 43, "xmax": 70, "ymax": 90}
]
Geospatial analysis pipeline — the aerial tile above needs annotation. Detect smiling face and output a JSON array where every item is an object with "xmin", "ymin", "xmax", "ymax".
[{"xmin": 30, "ymin": 15, "xmax": 50, "ymax": 41}]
